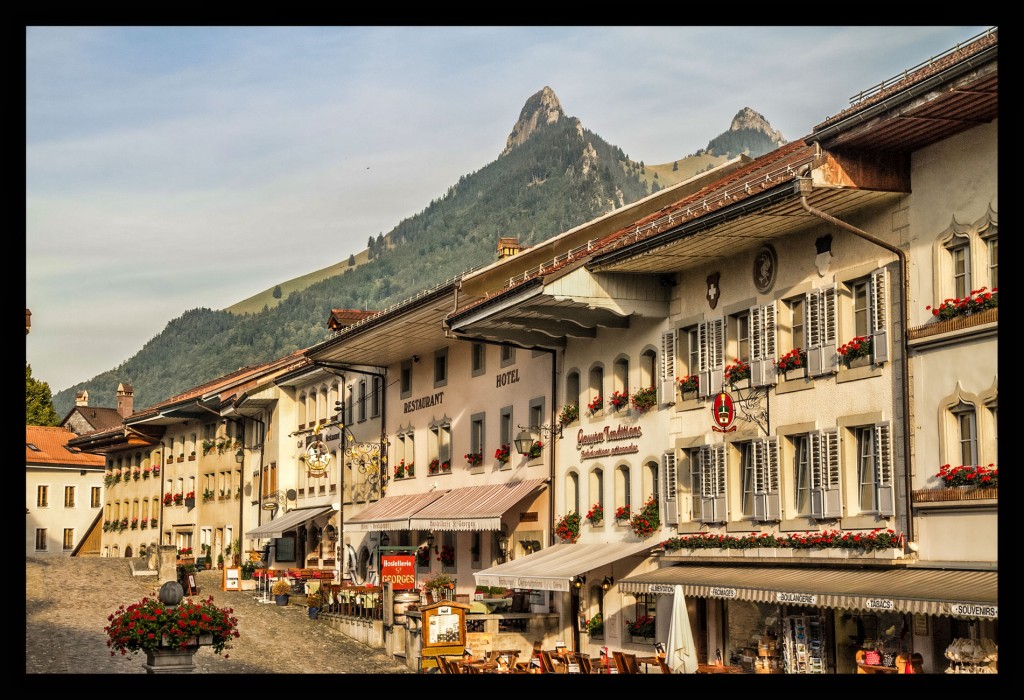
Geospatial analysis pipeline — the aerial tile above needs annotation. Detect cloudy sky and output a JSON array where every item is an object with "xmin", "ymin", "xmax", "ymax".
[{"xmin": 25, "ymin": 25, "xmax": 993, "ymax": 394}]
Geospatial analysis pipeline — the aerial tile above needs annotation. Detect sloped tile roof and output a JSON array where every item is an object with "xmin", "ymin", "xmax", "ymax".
[{"xmin": 26, "ymin": 425, "xmax": 105, "ymax": 468}]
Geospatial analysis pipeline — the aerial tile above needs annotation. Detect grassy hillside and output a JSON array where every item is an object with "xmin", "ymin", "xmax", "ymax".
[{"xmin": 223, "ymin": 154, "xmax": 728, "ymax": 313}]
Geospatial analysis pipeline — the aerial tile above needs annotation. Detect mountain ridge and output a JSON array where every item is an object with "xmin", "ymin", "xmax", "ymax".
[{"xmin": 51, "ymin": 87, "xmax": 786, "ymax": 416}]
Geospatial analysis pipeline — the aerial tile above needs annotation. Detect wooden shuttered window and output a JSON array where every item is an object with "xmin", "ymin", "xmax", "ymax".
[
  {"xmin": 874, "ymin": 422, "xmax": 894, "ymax": 517},
  {"xmin": 750, "ymin": 303, "xmax": 777, "ymax": 387},
  {"xmin": 697, "ymin": 319, "xmax": 725, "ymax": 398},
  {"xmin": 660, "ymin": 330, "xmax": 677, "ymax": 405},
  {"xmin": 661, "ymin": 451, "xmax": 678, "ymax": 526},
  {"xmin": 805, "ymin": 286, "xmax": 838, "ymax": 377},
  {"xmin": 699, "ymin": 444, "xmax": 727, "ymax": 524},
  {"xmin": 752, "ymin": 437, "xmax": 780, "ymax": 522},
  {"xmin": 809, "ymin": 429, "xmax": 841, "ymax": 519}
]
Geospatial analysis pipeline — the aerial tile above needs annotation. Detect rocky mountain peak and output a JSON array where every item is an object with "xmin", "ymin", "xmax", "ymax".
[
  {"xmin": 502, "ymin": 86, "xmax": 565, "ymax": 156},
  {"xmin": 729, "ymin": 107, "xmax": 786, "ymax": 146}
]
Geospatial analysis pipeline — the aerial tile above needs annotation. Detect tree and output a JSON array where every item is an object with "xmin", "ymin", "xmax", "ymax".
[
  {"xmin": 348, "ymin": 254, "xmax": 356, "ymax": 267},
  {"xmin": 272, "ymin": 284, "xmax": 282, "ymax": 299},
  {"xmin": 26, "ymin": 364, "xmax": 59, "ymax": 426},
  {"xmin": 672, "ymin": 161, "xmax": 678, "ymax": 171}
]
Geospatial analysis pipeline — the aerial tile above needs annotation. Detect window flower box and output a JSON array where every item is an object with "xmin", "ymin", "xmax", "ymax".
[
  {"xmin": 630, "ymin": 386, "xmax": 657, "ymax": 413},
  {"xmin": 677, "ymin": 374, "xmax": 699, "ymax": 396},
  {"xmin": 775, "ymin": 348, "xmax": 807, "ymax": 374},
  {"xmin": 558, "ymin": 402, "xmax": 579, "ymax": 426},
  {"xmin": 587, "ymin": 395, "xmax": 603, "ymax": 414},
  {"xmin": 838, "ymin": 335, "xmax": 872, "ymax": 366},
  {"xmin": 724, "ymin": 358, "xmax": 750, "ymax": 385},
  {"xmin": 494, "ymin": 444, "xmax": 510, "ymax": 465},
  {"xmin": 464, "ymin": 452, "xmax": 483, "ymax": 467},
  {"xmin": 927, "ymin": 286, "xmax": 997, "ymax": 321},
  {"xmin": 527, "ymin": 441, "xmax": 543, "ymax": 459},
  {"xmin": 585, "ymin": 502, "xmax": 603, "ymax": 526},
  {"xmin": 609, "ymin": 390, "xmax": 629, "ymax": 411},
  {"xmin": 394, "ymin": 460, "xmax": 414, "ymax": 478},
  {"xmin": 554, "ymin": 511, "xmax": 581, "ymax": 543}
]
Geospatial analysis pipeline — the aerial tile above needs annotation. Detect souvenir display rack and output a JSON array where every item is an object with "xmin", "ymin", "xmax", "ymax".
[{"xmin": 782, "ymin": 614, "xmax": 825, "ymax": 673}]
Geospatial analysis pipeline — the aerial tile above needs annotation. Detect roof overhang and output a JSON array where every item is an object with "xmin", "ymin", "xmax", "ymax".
[{"xmin": 619, "ymin": 564, "xmax": 997, "ymax": 619}]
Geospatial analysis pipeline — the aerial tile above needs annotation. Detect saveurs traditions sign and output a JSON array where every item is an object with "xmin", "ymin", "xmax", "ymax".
[{"xmin": 381, "ymin": 555, "xmax": 416, "ymax": 590}]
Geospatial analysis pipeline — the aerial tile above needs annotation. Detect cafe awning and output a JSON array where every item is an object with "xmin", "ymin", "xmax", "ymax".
[
  {"xmin": 245, "ymin": 505, "xmax": 335, "ymax": 539},
  {"xmin": 474, "ymin": 540, "xmax": 659, "ymax": 592},
  {"xmin": 345, "ymin": 491, "xmax": 449, "ymax": 532},
  {"xmin": 618, "ymin": 564, "xmax": 998, "ymax": 619},
  {"xmin": 408, "ymin": 479, "xmax": 548, "ymax": 531}
]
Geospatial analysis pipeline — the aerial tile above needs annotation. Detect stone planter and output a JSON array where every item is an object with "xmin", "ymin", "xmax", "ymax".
[{"xmin": 143, "ymin": 646, "xmax": 198, "ymax": 674}]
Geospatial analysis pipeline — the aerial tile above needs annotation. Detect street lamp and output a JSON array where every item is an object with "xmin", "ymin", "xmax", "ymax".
[{"xmin": 513, "ymin": 423, "xmax": 562, "ymax": 456}]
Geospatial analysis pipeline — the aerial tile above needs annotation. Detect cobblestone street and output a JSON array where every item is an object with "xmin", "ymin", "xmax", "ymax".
[{"xmin": 25, "ymin": 555, "xmax": 415, "ymax": 676}]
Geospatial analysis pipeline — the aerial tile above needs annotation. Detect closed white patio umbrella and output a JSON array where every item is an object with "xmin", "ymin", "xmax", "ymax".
[{"xmin": 666, "ymin": 584, "xmax": 698, "ymax": 673}]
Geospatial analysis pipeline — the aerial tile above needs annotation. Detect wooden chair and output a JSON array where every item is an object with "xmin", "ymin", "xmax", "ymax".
[
  {"xmin": 622, "ymin": 652, "xmax": 642, "ymax": 674},
  {"xmin": 446, "ymin": 656, "xmax": 464, "ymax": 674},
  {"xmin": 573, "ymin": 652, "xmax": 593, "ymax": 674},
  {"xmin": 657, "ymin": 655, "xmax": 673, "ymax": 674},
  {"xmin": 435, "ymin": 655, "xmax": 453, "ymax": 674},
  {"xmin": 612, "ymin": 651, "xmax": 629, "ymax": 674},
  {"xmin": 516, "ymin": 641, "xmax": 543, "ymax": 671},
  {"xmin": 539, "ymin": 650, "xmax": 558, "ymax": 673}
]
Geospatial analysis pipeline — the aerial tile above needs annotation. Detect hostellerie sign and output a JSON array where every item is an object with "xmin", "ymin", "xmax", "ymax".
[
  {"xmin": 712, "ymin": 391, "xmax": 736, "ymax": 432},
  {"xmin": 381, "ymin": 555, "xmax": 416, "ymax": 590}
]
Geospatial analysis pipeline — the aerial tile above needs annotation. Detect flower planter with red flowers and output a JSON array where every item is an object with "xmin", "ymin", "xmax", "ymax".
[
  {"xmin": 614, "ymin": 505, "xmax": 631, "ymax": 524},
  {"xmin": 585, "ymin": 503, "xmax": 604, "ymax": 526},
  {"xmin": 775, "ymin": 348, "xmax": 807, "ymax": 374},
  {"xmin": 926, "ymin": 287, "xmax": 997, "ymax": 321},
  {"xmin": 587, "ymin": 396, "xmax": 603, "ymax": 414},
  {"xmin": 677, "ymin": 374, "xmax": 699, "ymax": 396},
  {"xmin": 838, "ymin": 336, "xmax": 873, "ymax": 367},
  {"xmin": 609, "ymin": 390, "xmax": 629, "ymax": 411},
  {"xmin": 724, "ymin": 359, "xmax": 751, "ymax": 385},
  {"xmin": 464, "ymin": 452, "xmax": 483, "ymax": 467},
  {"xmin": 494, "ymin": 444, "xmax": 511, "ymax": 465},
  {"xmin": 555, "ymin": 512, "xmax": 581, "ymax": 543},
  {"xmin": 630, "ymin": 386, "xmax": 658, "ymax": 413}
]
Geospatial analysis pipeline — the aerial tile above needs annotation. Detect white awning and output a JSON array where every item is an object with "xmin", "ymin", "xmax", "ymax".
[
  {"xmin": 474, "ymin": 540, "xmax": 659, "ymax": 592},
  {"xmin": 245, "ymin": 505, "xmax": 335, "ymax": 539},
  {"xmin": 618, "ymin": 564, "xmax": 998, "ymax": 619},
  {"xmin": 408, "ymin": 479, "xmax": 547, "ymax": 531}
]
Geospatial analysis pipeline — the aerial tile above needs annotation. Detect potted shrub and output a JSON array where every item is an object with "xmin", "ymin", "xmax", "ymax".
[
  {"xmin": 217, "ymin": 554, "xmax": 225, "ymax": 570},
  {"xmin": 271, "ymin": 579, "xmax": 291, "ymax": 606},
  {"xmin": 305, "ymin": 589, "xmax": 325, "ymax": 620}
]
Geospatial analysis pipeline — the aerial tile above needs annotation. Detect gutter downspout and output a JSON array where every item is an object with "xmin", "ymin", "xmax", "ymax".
[{"xmin": 796, "ymin": 175, "xmax": 914, "ymax": 546}]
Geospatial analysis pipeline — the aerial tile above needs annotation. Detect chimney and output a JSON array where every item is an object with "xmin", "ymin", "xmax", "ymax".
[
  {"xmin": 75, "ymin": 390, "xmax": 89, "ymax": 407},
  {"xmin": 497, "ymin": 236, "xmax": 521, "ymax": 259},
  {"xmin": 116, "ymin": 382, "xmax": 134, "ymax": 418}
]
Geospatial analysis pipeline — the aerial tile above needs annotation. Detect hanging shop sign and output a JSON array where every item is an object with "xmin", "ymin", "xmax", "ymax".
[
  {"xmin": 712, "ymin": 391, "xmax": 736, "ymax": 432},
  {"xmin": 950, "ymin": 603, "xmax": 997, "ymax": 619},
  {"xmin": 381, "ymin": 555, "xmax": 416, "ymax": 591}
]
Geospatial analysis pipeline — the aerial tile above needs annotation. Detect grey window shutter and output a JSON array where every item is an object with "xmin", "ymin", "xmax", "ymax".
[
  {"xmin": 699, "ymin": 444, "xmax": 727, "ymax": 524},
  {"xmin": 806, "ymin": 287, "xmax": 838, "ymax": 376},
  {"xmin": 662, "ymin": 451, "xmax": 678, "ymax": 526},
  {"xmin": 750, "ymin": 302, "xmax": 777, "ymax": 387},
  {"xmin": 874, "ymin": 422, "xmax": 894, "ymax": 516},
  {"xmin": 660, "ymin": 330, "xmax": 677, "ymax": 405},
  {"xmin": 698, "ymin": 320, "xmax": 724, "ymax": 398},
  {"xmin": 820, "ymin": 286, "xmax": 838, "ymax": 372},
  {"xmin": 753, "ymin": 437, "xmax": 781, "ymax": 522},
  {"xmin": 870, "ymin": 268, "xmax": 889, "ymax": 364},
  {"xmin": 810, "ymin": 429, "xmax": 841, "ymax": 519}
]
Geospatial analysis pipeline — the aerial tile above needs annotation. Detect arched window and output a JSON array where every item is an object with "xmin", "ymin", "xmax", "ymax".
[
  {"xmin": 565, "ymin": 370, "xmax": 580, "ymax": 411},
  {"xmin": 588, "ymin": 366, "xmax": 605, "ymax": 412},
  {"xmin": 615, "ymin": 464, "xmax": 632, "ymax": 518},
  {"xmin": 639, "ymin": 349, "xmax": 657, "ymax": 391},
  {"xmin": 298, "ymin": 393, "xmax": 307, "ymax": 428},
  {"xmin": 613, "ymin": 357, "xmax": 630, "ymax": 395},
  {"xmin": 567, "ymin": 471, "xmax": 580, "ymax": 515}
]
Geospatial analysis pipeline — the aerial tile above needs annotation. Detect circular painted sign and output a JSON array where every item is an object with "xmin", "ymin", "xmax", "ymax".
[
  {"xmin": 305, "ymin": 441, "xmax": 332, "ymax": 471},
  {"xmin": 711, "ymin": 391, "xmax": 735, "ymax": 430}
]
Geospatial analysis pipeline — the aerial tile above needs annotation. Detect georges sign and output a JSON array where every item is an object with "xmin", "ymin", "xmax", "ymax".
[{"xmin": 576, "ymin": 424, "xmax": 642, "ymax": 461}]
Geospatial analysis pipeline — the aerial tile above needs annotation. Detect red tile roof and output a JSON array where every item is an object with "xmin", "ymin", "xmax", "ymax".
[{"xmin": 26, "ymin": 425, "xmax": 105, "ymax": 468}]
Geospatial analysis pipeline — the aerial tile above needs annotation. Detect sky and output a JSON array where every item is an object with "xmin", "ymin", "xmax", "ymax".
[{"xmin": 25, "ymin": 25, "xmax": 994, "ymax": 395}]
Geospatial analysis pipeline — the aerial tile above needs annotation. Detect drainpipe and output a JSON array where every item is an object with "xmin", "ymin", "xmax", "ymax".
[{"xmin": 796, "ymin": 175, "xmax": 914, "ymax": 545}]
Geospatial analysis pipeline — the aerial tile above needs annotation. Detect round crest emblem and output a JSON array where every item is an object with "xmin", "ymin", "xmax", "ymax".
[
  {"xmin": 711, "ymin": 391, "xmax": 735, "ymax": 431},
  {"xmin": 305, "ymin": 441, "xmax": 332, "ymax": 471}
]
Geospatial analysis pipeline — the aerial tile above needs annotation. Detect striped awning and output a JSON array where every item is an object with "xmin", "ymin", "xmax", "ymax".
[
  {"xmin": 474, "ymin": 540, "xmax": 659, "ymax": 592},
  {"xmin": 618, "ymin": 564, "xmax": 997, "ymax": 619},
  {"xmin": 345, "ymin": 491, "xmax": 448, "ymax": 532},
  {"xmin": 408, "ymin": 479, "xmax": 548, "ymax": 531},
  {"xmin": 245, "ymin": 505, "xmax": 335, "ymax": 539}
]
